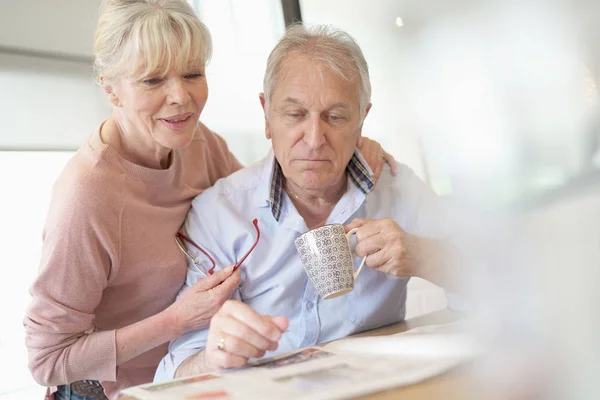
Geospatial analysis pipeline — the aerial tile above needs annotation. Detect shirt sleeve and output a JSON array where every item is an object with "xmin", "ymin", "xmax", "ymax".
[
  {"xmin": 391, "ymin": 164, "xmax": 474, "ymax": 312},
  {"xmin": 154, "ymin": 190, "xmax": 241, "ymax": 381},
  {"xmin": 23, "ymin": 174, "xmax": 120, "ymax": 386},
  {"xmin": 154, "ymin": 325, "xmax": 210, "ymax": 382}
]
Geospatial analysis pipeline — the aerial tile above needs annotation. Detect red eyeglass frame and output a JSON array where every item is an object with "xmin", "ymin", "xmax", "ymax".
[{"xmin": 176, "ymin": 218, "xmax": 260, "ymax": 275}]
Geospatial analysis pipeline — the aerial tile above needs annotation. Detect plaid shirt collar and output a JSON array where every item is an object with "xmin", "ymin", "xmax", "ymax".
[{"xmin": 268, "ymin": 149, "xmax": 375, "ymax": 221}]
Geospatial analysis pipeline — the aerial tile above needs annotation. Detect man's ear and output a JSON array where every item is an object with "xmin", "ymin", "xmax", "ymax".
[
  {"xmin": 364, "ymin": 103, "xmax": 372, "ymax": 119},
  {"xmin": 100, "ymin": 76, "xmax": 122, "ymax": 107},
  {"xmin": 356, "ymin": 103, "xmax": 373, "ymax": 147},
  {"xmin": 259, "ymin": 93, "xmax": 271, "ymax": 140}
]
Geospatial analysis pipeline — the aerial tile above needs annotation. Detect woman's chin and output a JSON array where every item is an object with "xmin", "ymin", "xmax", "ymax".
[{"xmin": 156, "ymin": 131, "xmax": 196, "ymax": 150}]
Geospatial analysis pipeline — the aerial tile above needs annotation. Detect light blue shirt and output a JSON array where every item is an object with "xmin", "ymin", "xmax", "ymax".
[{"xmin": 155, "ymin": 150, "xmax": 459, "ymax": 381}]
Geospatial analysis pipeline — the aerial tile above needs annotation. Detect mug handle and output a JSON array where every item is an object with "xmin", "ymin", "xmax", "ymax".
[{"xmin": 346, "ymin": 228, "xmax": 367, "ymax": 280}]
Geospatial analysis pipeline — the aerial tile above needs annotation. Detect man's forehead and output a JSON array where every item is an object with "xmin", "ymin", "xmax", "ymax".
[
  {"xmin": 280, "ymin": 97, "xmax": 350, "ymax": 110},
  {"xmin": 273, "ymin": 59, "xmax": 360, "ymax": 107}
]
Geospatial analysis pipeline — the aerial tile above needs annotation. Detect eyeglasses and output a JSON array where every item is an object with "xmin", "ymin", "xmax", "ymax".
[{"xmin": 175, "ymin": 218, "xmax": 261, "ymax": 277}]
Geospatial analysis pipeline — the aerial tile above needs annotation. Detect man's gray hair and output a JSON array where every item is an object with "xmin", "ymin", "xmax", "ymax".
[{"xmin": 263, "ymin": 24, "xmax": 371, "ymax": 117}]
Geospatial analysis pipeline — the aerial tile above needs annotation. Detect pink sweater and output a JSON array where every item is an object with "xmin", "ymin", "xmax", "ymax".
[{"xmin": 23, "ymin": 122, "xmax": 242, "ymax": 399}]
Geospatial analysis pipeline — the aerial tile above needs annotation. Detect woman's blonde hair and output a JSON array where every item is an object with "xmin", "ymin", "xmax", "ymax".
[{"xmin": 94, "ymin": 0, "xmax": 212, "ymax": 84}]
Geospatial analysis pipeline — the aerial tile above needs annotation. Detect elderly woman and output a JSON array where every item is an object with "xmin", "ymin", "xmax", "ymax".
[
  {"xmin": 23, "ymin": 1, "xmax": 391, "ymax": 399},
  {"xmin": 155, "ymin": 24, "xmax": 464, "ymax": 380}
]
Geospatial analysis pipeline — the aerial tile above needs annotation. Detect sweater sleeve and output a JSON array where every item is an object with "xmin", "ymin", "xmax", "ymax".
[{"xmin": 23, "ymin": 166, "xmax": 120, "ymax": 386}]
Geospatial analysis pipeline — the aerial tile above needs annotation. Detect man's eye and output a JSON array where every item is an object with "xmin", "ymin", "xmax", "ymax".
[
  {"xmin": 142, "ymin": 78, "xmax": 163, "ymax": 86},
  {"xmin": 287, "ymin": 113, "xmax": 304, "ymax": 118},
  {"xmin": 327, "ymin": 115, "xmax": 345, "ymax": 122}
]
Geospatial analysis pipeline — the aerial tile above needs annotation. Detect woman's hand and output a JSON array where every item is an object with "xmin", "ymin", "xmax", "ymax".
[
  {"xmin": 169, "ymin": 266, "xmax": 242, "ymax": 335},
  {"xmin": 357, "ymin": 137, "xmax": 397, "ymax": 182},
  {"xmin": 204, "ymin": 300, "xmax": 288, "ymax": 371}
]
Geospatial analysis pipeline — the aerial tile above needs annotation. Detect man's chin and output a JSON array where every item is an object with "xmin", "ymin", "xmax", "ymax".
[{"xmin": 296, "ymin": 173, "xmax": 341, "ymax": 191}]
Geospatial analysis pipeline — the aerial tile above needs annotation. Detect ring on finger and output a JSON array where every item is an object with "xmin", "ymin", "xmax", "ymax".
[{"xmin": 217, "ymin": 336, "xmax": 226, "ymax": 351}]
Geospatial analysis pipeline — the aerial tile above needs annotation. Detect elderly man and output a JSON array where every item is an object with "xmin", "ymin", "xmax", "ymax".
[{"xmin": 155, "ymin": 24, "xmax": 465, "ymax": 380}]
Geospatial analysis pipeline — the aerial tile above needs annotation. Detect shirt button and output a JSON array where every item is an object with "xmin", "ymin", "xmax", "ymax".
[
  {"xmin": 350, "ymin": 316, "xmax": 357, "ymax": 323},
  {"xmin": 306, "ymin": 301, "xmax": 314, "ymax": 310}
]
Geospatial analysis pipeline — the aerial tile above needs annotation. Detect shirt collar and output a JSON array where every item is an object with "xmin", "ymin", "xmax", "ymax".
[{"xmin": 267, "ymin": 149, "xmax": 375, "ymax": 221}]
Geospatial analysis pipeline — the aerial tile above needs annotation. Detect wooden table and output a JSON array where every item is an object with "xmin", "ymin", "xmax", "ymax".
[{"xmin": 345, "ymin": 309, "xmax": 473, "ymax": 400}]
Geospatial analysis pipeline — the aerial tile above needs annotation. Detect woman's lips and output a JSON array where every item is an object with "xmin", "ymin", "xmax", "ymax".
[{"xmin": 160, "ymin": 114, "xmax": 193, "ymax": 131}]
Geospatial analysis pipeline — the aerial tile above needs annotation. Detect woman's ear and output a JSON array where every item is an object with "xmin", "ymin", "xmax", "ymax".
[{"xmin": 100, "ymin": 76, "xmax": 122, "ymax": 107}]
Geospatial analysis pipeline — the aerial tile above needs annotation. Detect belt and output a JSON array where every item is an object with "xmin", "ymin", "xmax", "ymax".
[{"xmin": 70, "ymin": 380, "xmax": 108, "ymax": 399}]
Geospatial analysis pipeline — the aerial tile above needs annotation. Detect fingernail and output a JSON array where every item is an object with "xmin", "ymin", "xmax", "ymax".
[{"xmin": 224, "ymin": 266, "xmax": 234, "ymax": 273}]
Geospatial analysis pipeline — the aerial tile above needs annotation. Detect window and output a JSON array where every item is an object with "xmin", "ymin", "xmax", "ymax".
[
  {"xmin": 189, "ymin": 0, "xmax": 286, "ymax": 165},
  {"xmin": 0, "ymin": 152, "xmax": 74, "ymax": 399}
]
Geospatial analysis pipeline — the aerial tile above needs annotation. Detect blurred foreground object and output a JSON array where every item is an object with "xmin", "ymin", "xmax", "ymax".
[{"xmin": 399, "ymin": 0, "xmax": 600, "ymax": 398}]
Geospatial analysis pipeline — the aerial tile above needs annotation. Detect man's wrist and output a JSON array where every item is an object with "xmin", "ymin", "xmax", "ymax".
[
  {"xmin": 413, "ymin": 236, "xmax": 439, "ymax": 281},
  {"xmin": 197, "ymin": 349, "xmax": 210, "ymax": 372},
  {"xmin": 414, "ymin": 237, "xmax": 464, "ymax": 292},
  {"xmin": 175, "ymin": 349, "xmax": 209, "ymax": 379}
]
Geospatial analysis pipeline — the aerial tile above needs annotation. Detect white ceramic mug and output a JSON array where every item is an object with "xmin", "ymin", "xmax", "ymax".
[{"xmin": 294, "ymin": 224, "xmax": 367, "ymax": 299}]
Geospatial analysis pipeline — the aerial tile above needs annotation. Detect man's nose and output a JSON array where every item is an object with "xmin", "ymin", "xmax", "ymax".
[
  {"xmin": 166, "ymin": 78, "xmax": 190, "ymax": 105},
  {"xmin": 303, "ymin": 115, "xmax": 326, "ymax": 148}
]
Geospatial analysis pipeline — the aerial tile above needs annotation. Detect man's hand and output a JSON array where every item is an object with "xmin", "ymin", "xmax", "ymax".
[
  {"xmin": 345, "ymin": 218, "xmax": 421, "ymax": 278},
  {"xmin": 177, "ymin": 300, "xmax": 289, "ymax": 378},
  {"xmin": 345, "ymin": 218, "xmax": 464, "ymax": 291},
  {"xmin": 204, "ymin": 300, "xmax": 288, "ymax": 370}
]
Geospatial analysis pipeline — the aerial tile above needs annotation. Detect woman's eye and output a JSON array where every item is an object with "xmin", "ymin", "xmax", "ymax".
[
  {"xmin": 142, "ymin": 78, "xmax": 163, "ymax": 86},
  {"xmin": 185, "ymin": 73, "xmax": 204, "ymax": 79}
]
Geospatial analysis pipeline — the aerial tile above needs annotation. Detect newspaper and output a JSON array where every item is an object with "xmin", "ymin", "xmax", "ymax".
[{"xmin": 120, "ymin": 341, "xmax": 468, "ymax": 400}]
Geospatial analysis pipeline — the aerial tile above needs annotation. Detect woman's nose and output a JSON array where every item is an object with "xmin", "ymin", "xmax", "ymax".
[{"xmin": 166, "ymin": 78, "xmax": 190, "ymax": 105}]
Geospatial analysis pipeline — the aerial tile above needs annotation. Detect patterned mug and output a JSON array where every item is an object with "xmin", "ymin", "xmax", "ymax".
[{"xmin": 295, "ymin": 224, "xmax": 367, "ymax": 299}]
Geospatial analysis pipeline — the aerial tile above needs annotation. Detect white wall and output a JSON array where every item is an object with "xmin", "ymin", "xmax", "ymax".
[
  {"xmin": 0, "ymin": 0, "xmax": 100, "ymax": 57},
  {"xmin": 0, "ymin": 0, "xmax": 106, "ymax": 150},
  {"xmin": 0, "ymin": 52, "xmax": 110, "ymax": 149}
]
